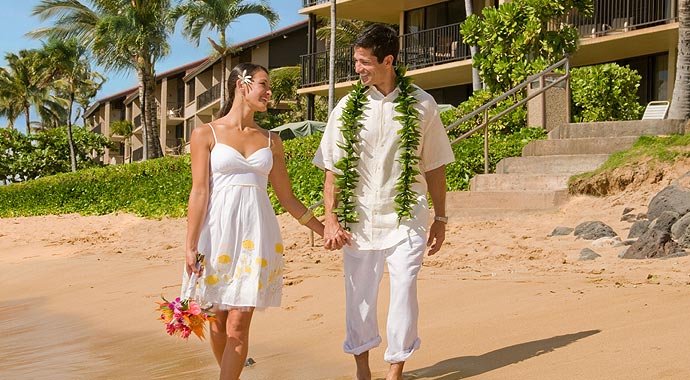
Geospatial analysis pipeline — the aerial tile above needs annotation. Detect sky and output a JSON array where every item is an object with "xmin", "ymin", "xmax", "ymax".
[{"xmin": 0, "ymin": 0, "xmax": 307, "ymax": 133}]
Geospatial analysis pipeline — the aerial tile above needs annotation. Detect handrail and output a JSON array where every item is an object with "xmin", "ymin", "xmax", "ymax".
[{"xmin": 445, "ymin": 57, "xmax": 570, "ymax": 173}]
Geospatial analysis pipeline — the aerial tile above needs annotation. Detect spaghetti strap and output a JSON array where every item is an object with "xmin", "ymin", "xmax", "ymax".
[
  {"xmin": 267, "ymin": 131, "xmax": 271, "ymax": 148},
  {"xmin": 208, "ymin": 123, "xmax": 218, "ymax": 144}
]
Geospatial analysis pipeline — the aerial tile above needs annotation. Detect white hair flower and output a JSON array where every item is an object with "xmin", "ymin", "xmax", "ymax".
[{"xmin": 240, "ymin": 69, "xmax": 252, "ymax": 85}]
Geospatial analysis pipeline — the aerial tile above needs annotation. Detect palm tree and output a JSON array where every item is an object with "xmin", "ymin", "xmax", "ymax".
[
  {"xmin": 31, "ymin": 0, "xmax": 175, "ymax": 160},
  {"xmin": 172, "ymin": 0, "xmax": 278, "ymax": 110},
  {"xmin": 315, "ymin": 18, "xmax": 369, "ymax": 46},
  {"xmin": 668, "ymin": 0, "xmax": 690, "ymax": 121},
  {"xmin": 0, "ymin": 50, "xmax": 66, "ymax": 133},
  {"xmin": 39, "ymin": 37, "xmax": 104, "ymax": 171},
  {"xmin": 328, "ymin": 0, "xmax": 336, "ymax": 113}
]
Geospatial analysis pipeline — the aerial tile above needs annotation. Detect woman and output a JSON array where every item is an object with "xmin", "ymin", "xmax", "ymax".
[{"xmin": 185, "ymin": 62, "xmax": 324, "ymax": 380}]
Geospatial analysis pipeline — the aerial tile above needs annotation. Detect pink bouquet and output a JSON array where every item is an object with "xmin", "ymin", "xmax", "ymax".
[
  {"xmin": 156, "ymin": 253, "xmax": 213, "ymax": 340},
  {"xmin": 156, "ymin": 296, "xmax": 214, "ymax": 340}
]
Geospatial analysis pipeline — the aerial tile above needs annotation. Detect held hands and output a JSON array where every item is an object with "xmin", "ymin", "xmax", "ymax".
[
  {"xmin": 323, "ymin": 218, "xmax": 351, "ymax": 251},
  {"xmin": 426, "ymin": 220, "xmax": 446, "ymax": 256}
]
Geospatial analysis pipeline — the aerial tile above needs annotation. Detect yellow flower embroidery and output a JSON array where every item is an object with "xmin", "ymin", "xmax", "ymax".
[
  {"xmin": 218, "ymin": 254, "xmax": 231, "ymax": 264},
  {"xmin": 242, "ymin": 240, "xmax": 255, "ymax": 250},
  {"xmin": 255, "ymin": 258, "xmax": 268, "ymax": 267},
  {"xmin": 275, "ymin": 243, "xmax": 284, "ymax": 254},
  {"xmin": 258, "ymin": 281, "xmax": 263, "ymax": 290},
  {"xmin": 244, "ymin": 266, "xmax": 252, "ymax": 273},
  {"xmin": 205, "ymin": 275, "xmax": 219, "ymax": 285}
]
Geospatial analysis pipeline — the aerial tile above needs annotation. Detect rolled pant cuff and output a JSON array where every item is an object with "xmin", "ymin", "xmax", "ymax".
[
  {"xmin": 343, "ymin": 335, "xmax": 382, "ymax": 356},
  {"xmin": 384, "ymin": 338, "xmax": 421, "ymax": 363}
]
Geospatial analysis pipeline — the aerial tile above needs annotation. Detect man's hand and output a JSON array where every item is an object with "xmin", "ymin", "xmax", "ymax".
[
  {"xmin": 426, "ymin": 220, "xmax": 446, "ymax": 256},
  {"xmin": 323, "ymin": 218, "xmax": 351, "ymax": 250}
]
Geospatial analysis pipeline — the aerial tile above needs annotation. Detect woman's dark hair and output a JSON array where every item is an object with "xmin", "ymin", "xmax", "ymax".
[
  {"xmin": 218, "ymin": 62, "xmax": 269, "ymax": 117},
  {"xmin": 353, "ymin": 24, "xmax": 399, "ymax": 65}
]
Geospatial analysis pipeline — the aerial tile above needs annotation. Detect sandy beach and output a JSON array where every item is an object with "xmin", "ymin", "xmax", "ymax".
[{"xmin": 2, "ymin": 170, "xmax": 690, "ymax": 379}]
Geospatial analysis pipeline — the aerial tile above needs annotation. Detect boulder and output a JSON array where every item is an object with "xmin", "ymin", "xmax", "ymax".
[{"xmin": 574, "ymin": 221, "xmax": 617, "ymax": 240}]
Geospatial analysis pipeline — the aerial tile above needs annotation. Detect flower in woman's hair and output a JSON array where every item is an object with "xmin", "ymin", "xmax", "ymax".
[{"xmin": 240, "ymin": 69, "xmax": 252, "ymax": 85}]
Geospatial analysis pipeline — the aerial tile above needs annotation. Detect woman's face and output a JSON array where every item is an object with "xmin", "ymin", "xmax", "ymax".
[{"xmin": 241, "ymin": 69, "xmax": 272, "ymax": 112}]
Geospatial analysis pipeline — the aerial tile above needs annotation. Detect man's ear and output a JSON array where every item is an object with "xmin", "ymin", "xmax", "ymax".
[{"xmin": 383, "ymin": 55, "xmax": 394, "ymax": 66}]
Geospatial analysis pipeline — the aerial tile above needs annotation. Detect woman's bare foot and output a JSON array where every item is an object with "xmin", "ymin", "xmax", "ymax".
[
  {"xmin": 385, "ymin": 361, "xmax": 404, "ymax": 380},
  {"xmin": 354, "ymin": 352, "xmax": 371, "ymax": 380}
]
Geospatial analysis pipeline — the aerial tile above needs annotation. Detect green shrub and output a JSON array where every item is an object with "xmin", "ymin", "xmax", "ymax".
[{"xmin": 570, "ymin": 63, "xmax": 644, "ymax": 122}]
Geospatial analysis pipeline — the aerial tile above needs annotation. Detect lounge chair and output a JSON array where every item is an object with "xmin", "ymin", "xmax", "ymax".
[{"xmin": 641, "ymin": 100, "xmax": 670, "ymax": 120}]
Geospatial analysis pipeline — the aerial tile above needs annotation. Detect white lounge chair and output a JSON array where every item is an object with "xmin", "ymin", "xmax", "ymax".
[{"xmin": 642, "ymin": 100, "xmax": 670, "ymax": 120}]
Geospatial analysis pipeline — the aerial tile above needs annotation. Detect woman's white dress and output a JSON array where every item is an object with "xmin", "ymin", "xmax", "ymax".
[{"xmin": 184, "ymin": 125, "xmax": 284, "ymax": 309}]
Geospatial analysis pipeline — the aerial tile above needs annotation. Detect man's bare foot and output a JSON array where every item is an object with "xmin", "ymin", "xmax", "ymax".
[
  {"xmin": 385, "ymin": 361, "xmax": 405, "ymax": 380},
  {"xmin": 354, "ymin": 352, "xmax": 371, "ymax": 380}
]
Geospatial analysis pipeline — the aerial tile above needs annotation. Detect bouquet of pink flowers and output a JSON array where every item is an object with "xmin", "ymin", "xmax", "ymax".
[
  {"xmin": 156, "ymin": 296, "xmax": 214, "ymax": 340},
  {"xmin": 156, "ymin": 253, "xmax": 214, "ymax": 340}
]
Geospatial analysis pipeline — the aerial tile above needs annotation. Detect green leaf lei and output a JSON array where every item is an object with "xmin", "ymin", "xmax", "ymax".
[{"xmin": 334, "ymin": 66, "xmax": 421, "ymax": 230}]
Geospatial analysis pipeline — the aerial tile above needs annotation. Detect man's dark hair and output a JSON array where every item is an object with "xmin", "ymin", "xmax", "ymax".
[{"xmin": 354, "ymin": 24, "xmax": 399, "ymax": 65}]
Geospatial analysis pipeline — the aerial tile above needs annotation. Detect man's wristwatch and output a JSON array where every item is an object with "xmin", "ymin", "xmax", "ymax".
[{"xmin": 434, "ymin": 215, "xmax": 448, "ymax": 224}]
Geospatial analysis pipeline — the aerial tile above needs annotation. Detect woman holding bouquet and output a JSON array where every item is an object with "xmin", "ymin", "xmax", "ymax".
[{"xmin": 185, "ymin": 62, "xmax": 324, "ymax": 380}]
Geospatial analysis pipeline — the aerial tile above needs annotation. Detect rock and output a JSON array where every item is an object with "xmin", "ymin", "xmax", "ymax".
[
  {"xmin": 628, "ymin": 220, "xmax": 650, "ymax": 239},
  {"xmin": 671, "ymin": 213, "xmax": 690, "ymax": 240},
  {"xmin": 549, "ymin": 226, "xmax": 573, "ymax": 236},
  {"xmin": 649, "ymin": 211, "xmax": 680, "ymax": 233},
  {"xmin": 647, "ymin": 184, "xmax": 690, "ymax": 221},
  {"xmin": 622, "ymin": 207, "xmax": 635, "ymax": 215},
  {"xmin": 574, "ymin": 221, "xmax": 618, "ymax": 240},
  {"xmin": 578, "ymin": 248, "xmax": 601, "ymax": 261},
  {"xmin": 621, "ymin": 228, "xmax": 680, "ymax": 259},
  {"xmin": 245, "ymin": 358, "xmax": 256, "ymax": 367},
  {"xmin": 621, "ymin": 213, "xmax": 637, "ymax": 222},
  {"xmin": 679, "ymin": 225, "xmax": 690, "ymax": 249}
]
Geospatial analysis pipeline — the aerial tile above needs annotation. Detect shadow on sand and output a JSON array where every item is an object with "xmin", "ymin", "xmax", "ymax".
[{"xmin": 402, "ymin": 329, "xmax": 601, "ymax": 380}]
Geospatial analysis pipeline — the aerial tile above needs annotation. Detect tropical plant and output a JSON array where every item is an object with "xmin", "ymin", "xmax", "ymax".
[
  {"xmin": 172, "ymin": 0, "xmax": 278, "ymax": 110},
  {"xmin": 570, "ymin": 63, "xmax": 644, "ymax": 122},
  {"xmin": 38, "ymin": 37, "xmax": 105, "ymax": 171},
  {"xmin": 269, "ymin": 66, "xmax": 300, "ymax": 106},
  {"xmin": 315, "ymin": 18, "xmax": 369, "ymax": 46},
  {"xmin": 31, "ymin": 0, "xmax": 176, "ymax": 160},
  {"xmin": 461, "ymin": 0, "xmax": 593, "ymax": 93},
  {"xmin": 0, "ymin": 50, "xmax": 67, "ymax": 132},
  {"xmin": 668, "ymin": 0, "xmax": 690, "ymax": 121}
]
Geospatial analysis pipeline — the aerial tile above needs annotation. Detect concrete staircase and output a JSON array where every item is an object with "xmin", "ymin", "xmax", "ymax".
[{"xmin": 447, "ymin": 119, "xmax": 687, "ymax": 216}]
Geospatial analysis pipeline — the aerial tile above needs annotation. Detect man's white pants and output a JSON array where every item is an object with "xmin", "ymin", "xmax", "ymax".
[{"xmin": 342, "ymin": 234, "xmax": 426, "ymax": 363}]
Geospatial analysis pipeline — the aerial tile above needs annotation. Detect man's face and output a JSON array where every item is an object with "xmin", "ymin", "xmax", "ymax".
[{"xmin": 353, "ymin": 46, "xmax": 392, "ymax": 88}]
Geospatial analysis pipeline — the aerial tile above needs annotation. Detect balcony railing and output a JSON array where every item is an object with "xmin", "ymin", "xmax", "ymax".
[
  {"xmin": 299, "ymin": 0, "xmax": 677, "ymax": 88},
  {"xmin": 567, "ymin": 0, "xmax": 676, "ymax": 37},
  {"xmin": 301, "ymin": 22, "xmax": 470, "ymax": 88},
  {"xmin": 197, "ymin": 83, "xmax": 221, "ymax": 109},
  {"xmin": 302, "ymin": 0, "xmax": 327, "ymax": 7}
]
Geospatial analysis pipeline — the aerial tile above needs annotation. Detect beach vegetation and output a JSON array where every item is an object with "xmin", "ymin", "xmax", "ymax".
[
  {"xmin": 570, "ymin": 63, "xmax": 644, "ymax": 122},
  {"xmin": 31, "ymin": 0, "xmax": 177, "ymax": 160}
]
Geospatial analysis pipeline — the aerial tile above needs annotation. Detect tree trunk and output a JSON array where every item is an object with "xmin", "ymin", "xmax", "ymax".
[
  {"xmin": 328, "ymin": 0, "xmax": 336, "ymax": 113},
  {"xmin": 138, "ymin": 59, "xmax": 163, "ymax": 160},
  {"xmin": 67, "ymin": 93, "xmax": 77, "ymax": 172},
  {"xmin": 24, "ymin": 105, "xmax": 31, "ymax": 134},
  {"xmin": 136, "ymin": 66, "xmax": 149, "ymax": 160},
  {"xmin": 465, "ymin": 0, "xmax": 482, "ymax": 92},
  {"xmin": 669, "ymin": 0, "xmax": 690, "ymax": 120}
]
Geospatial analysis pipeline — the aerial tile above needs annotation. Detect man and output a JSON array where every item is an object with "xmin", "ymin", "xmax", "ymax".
[{"xmin": 312, "ymin": 24, "xmax": 455, "ymax": 380}]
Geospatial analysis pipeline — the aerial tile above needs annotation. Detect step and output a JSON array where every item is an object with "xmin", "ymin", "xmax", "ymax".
[
  {"xmin": 470, "ymin": 173, "xmax": 571, "ymax": 192},
  {"xmin": 549, "ymin": 119, "xmax": 686, "ymax": 139},
  {"xmin": 495, "ymin": 154, "xmax": 610, "ymax": 175},
  {"xmin": 522, "ymin": 136, "xmax": 638, "ymax": 156},
  {"xmin": 446, "ymin": 190, "xmax": 569, "ymax": 214}
]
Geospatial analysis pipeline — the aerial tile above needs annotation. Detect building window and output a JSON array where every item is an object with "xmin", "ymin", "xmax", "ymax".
[
  {"xmin": 186, "ymin": 81, "xmax": 195, "ymax": 104},
  {"xmin": 404, "ymin": 0, "xmax": 465, "ymax": 33}
]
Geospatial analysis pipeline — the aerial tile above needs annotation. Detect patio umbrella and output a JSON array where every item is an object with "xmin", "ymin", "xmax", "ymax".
[{"xmin": 270, "ymin": 120, "xmax": 326, "ymax": 140}]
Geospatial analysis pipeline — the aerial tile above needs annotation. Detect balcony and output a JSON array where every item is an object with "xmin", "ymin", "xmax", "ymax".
[
  {"xmin": 196, "ymin": 83, "xmax": 221, "ymax": 110},
  {"xmin": 567, "ymin": 0, "xmax": 676, "ymax": 38},
  {"xmin": 302, "ymin": 0, "xmax": 327, "ymax": 6},
  {"xmin": 301, "ymin": 22, "xmax": 470, "ymax": 88}
]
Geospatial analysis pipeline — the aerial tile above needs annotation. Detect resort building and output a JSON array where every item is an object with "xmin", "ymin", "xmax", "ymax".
[
  {"xmin": 85, "ymin": 20, "xmax": 308, "ymax": 164},
  {"xmin": 298, "ymin": 0, "xmax": 679, "ymax": 112}
]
